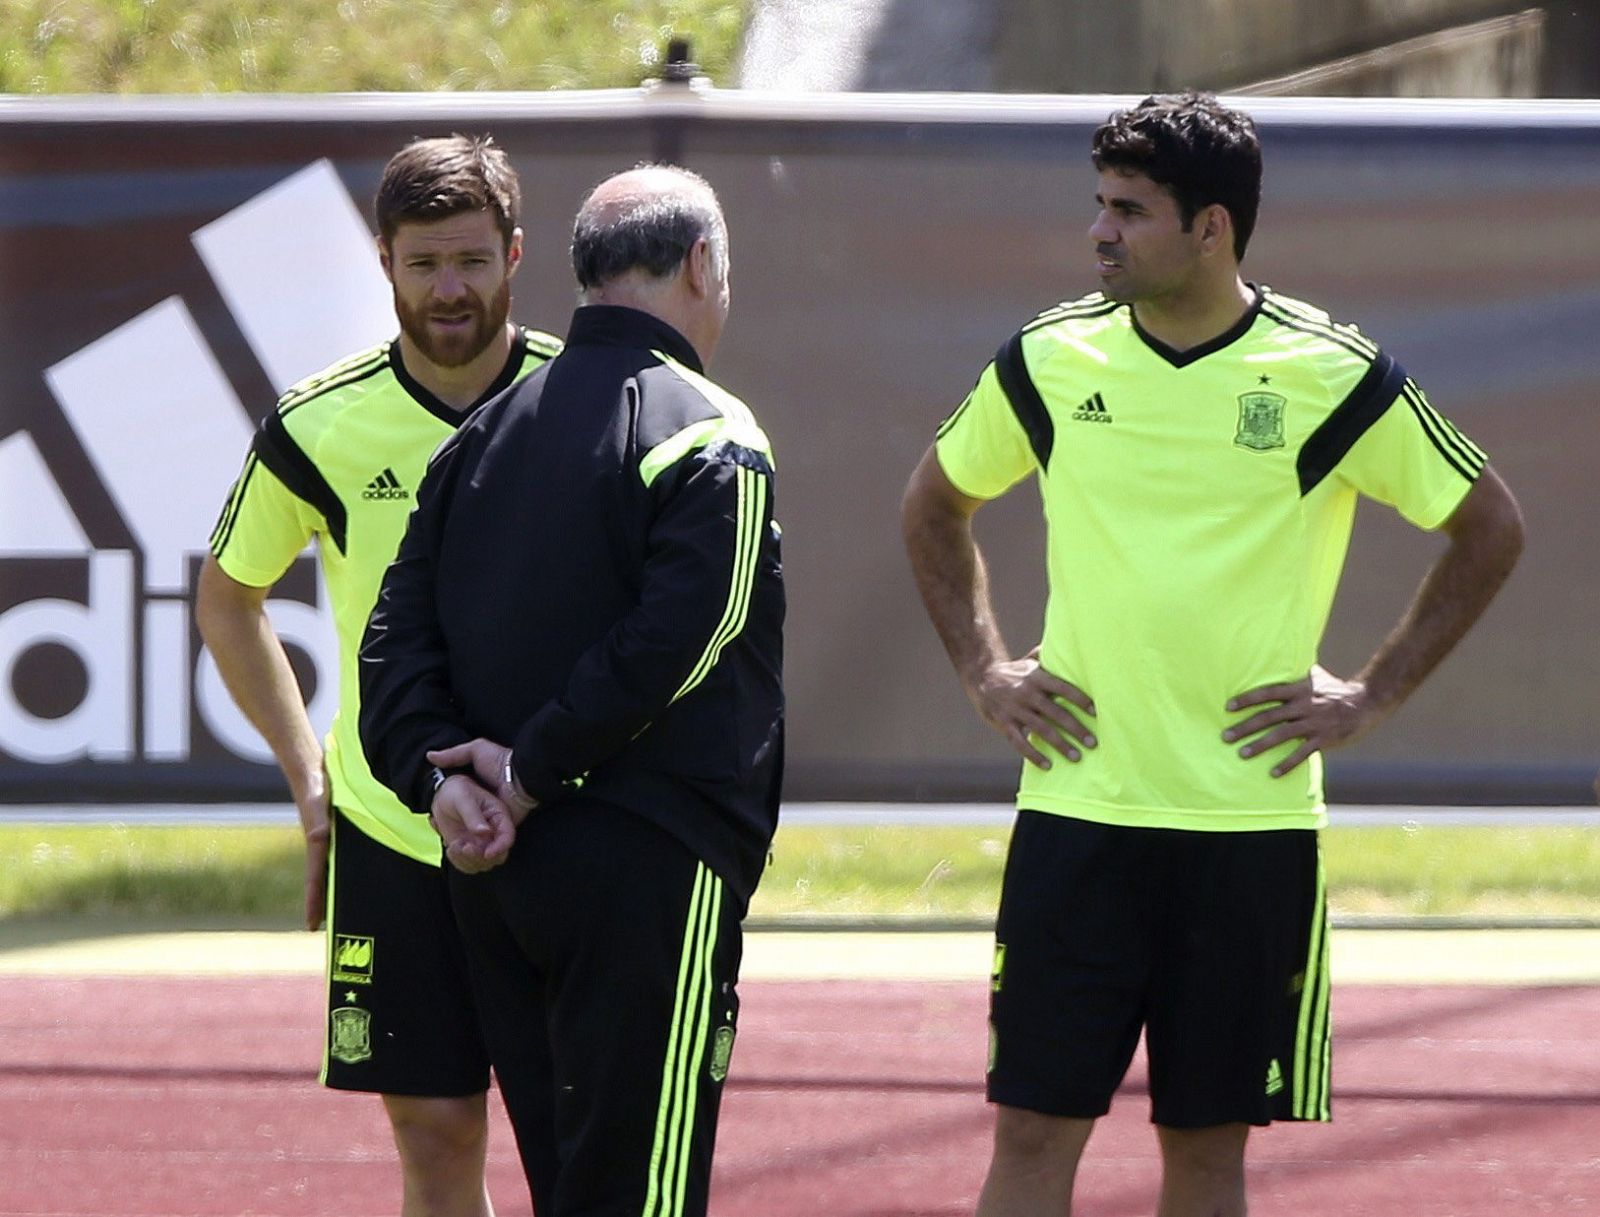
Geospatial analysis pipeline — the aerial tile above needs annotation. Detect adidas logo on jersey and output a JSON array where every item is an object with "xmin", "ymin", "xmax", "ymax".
[
  {"xmin": 362, "ymin": 468, "xmax": 410, "ymax": 501},
  {"xmin": 1071, "ymin": 393, "xmax": 1112, "ymax": 423}
]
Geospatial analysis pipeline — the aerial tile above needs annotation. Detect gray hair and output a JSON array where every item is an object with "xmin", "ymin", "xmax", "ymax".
[{"xmin": 571, "ymin": 165, "xmax": 728, "ymax": 290}]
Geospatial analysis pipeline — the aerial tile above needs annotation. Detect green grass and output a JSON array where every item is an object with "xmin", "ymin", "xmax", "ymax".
[
  {"xmin": 1323, "ymin": 823, "xmax": 1600, "ymax": 917},
  {"xmin": 757, "ymin": 824, "xmax": 1600, "ymax": 921},
  {"xmin": 758, "ymin": 826, "xmax": 1010, "ymax": 921},
  {"xmin": 2, "ymin": 821, "xmax": 1598, "ymax": 926},
  {"xmin": 0, "ymin": 0, "xmax": 748, "ymax": 93},
  {"xmin": 0, "ymin": 824, "xmax": 302, "ymax": 922}
]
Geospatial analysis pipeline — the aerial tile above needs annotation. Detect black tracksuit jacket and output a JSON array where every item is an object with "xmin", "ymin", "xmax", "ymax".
[{"xmin": 358, "ymin": 305, "xmax": 784, "ymax": 905}]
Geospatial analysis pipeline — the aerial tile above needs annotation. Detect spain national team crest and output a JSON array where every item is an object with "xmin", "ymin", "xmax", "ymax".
[
  {"xmin": 709, "ymin": 1025, "xmax": 736, "ymax": 1083},
  {"xmin": 1234, "ymin": 391, "xmax": 1287, "ymax": 451},
  {"xmin": 330, "ymin": 1006, "xmax": 373, "ymax": 1064}
]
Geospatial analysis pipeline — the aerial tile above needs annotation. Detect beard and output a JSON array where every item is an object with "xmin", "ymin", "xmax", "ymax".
[{"xmin": 395, "ymin": 278, "xmax": 512, "ymax": 369}]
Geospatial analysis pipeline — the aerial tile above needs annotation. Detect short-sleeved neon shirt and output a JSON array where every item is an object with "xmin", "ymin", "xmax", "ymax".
[
  {"xmin": 209, "ymin": 329, "xmax": 561, "ymax": 863},
  {"xmin": 934, "ymin": 287, "xmax": 1484, "ymax": 831}
]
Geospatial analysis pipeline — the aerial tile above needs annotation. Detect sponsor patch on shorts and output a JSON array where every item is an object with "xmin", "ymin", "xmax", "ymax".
[{"xmin": 332, "ymin": 934, "xmax": 374, "ymax": 984}]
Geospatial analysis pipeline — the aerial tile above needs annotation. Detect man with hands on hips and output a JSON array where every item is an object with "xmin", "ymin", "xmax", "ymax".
[{"xmin": 903, "ymin": 92, "xmax": 1523, "ymax": 1217}]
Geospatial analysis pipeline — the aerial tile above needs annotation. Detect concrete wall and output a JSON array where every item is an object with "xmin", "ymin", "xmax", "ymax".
[
  {"xmin": 2, "ymin": 94, "xmax": 1596, "ymax": 805},
  {"xmin": 993, "ymin": 0, "xmax": 1591, "ymax": 95},
  {"xmin": 1237, "ymin": 10, "xmax": 1545, "ymax": 97}
]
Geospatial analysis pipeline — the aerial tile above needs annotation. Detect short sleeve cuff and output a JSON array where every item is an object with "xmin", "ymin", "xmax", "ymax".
[
  {"xmin": 1409, "ymin": 470, "xmax": 1478, "ymax": 532},
  {"xmin": 933, "ymin": 436, "xmax": 1004, "ymax": 502},
  {"xmin": 212, "ymin": 547, "xmax": 290, "ymax": 589}
]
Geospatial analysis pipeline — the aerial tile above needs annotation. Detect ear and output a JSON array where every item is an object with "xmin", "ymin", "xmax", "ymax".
[
  {"xmin": 377, "ymin": 237, "xmax": 394, "ymax": 283},
  {"xmin": 1197, "ymin": 204, "xmax": 1233, "ymax": 257},
  {"xmin": 683, "ymin": 236, "xmax": 712, "ymax": 299},
  {"xmin": 505, "ymin": 227, "xmax": 524, "ymax": 278}
]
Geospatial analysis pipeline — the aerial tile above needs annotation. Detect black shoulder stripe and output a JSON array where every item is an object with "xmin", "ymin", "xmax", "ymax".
[
  {"xmin": 1296, "ymin": 353, "xmax": 1406, "ymax": 495},
  {"xmin": 209, "ymin": 453, "xmax": 259, "ymax": 556},
  {"xmin": 1401, "ymin": 382, "xmax": 1484, "ymax": 482},
  {"xmin": 278, "ymin": 348, "xmax": 389, "ymax": 417},
  {"xmin": 1023, "ymin": 298, "xmax": 1118, "ymax": 334},
  {"xmin": 993, "ymin": 332, "xmax": 1054, "ymax": 472},
  {"xmin": 253, "ymin": 413, "xmax": 349, "ymax": 555},
  {"xmin": 1260, "ymin": 303, "xmax": 1378, "ymax": 363},
  {"xmin": 1262, "ymin": 295, "xmax": 1379, "ymax": 358},
  {"xmin": 1403, "ymin": 378, "xmax": 1486, "ymax": 467},
  {"xmin": 937, "ymin": 360, "xmax": 995, "ymax": 440},
  {"xmin": 935, "ymin": 395, "xmax": 972, "ymax": 441}
]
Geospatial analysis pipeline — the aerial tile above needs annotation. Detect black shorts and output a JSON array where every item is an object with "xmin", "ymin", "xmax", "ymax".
[
  {"xmin": 988, "ymin": 811, "xmax": 1330, "ymax": 1129},
  {"xmin": 446, "ymin": 799, "xmax": 743, "ymax": 1217},
  {"xmin": 320, "ymin": 809, "xmax": 491, "ymax": 1096}
]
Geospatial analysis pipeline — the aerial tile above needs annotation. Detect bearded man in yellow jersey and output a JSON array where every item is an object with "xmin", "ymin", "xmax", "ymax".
[
  {"xmin": 197, "ymin": 136, "xmax": 560, "ymax": 1217},
  {"xmin": 902, "ymin": 93, "xmax": 1524, "ymax": 1217}
]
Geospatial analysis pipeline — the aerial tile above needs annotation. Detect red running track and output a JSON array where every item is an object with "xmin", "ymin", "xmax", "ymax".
[{"xmin": 1, "ymin": 977, "xmax": 1597, "ymax": 1215}]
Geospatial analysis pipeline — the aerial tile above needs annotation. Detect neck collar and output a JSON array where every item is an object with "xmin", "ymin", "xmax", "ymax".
[
  {"xmin": 1129, "ymin": 284, "xmax": 1264, "ymax": 368},
  {"xmin": 391, "ymin": 326, "xmax": 530, "ymax": 422},
  {"xmin": 564, "ymin": 305, "xmax": 703, "ymax": 373}
]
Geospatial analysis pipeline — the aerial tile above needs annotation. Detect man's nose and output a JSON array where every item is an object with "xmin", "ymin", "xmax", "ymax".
[
  {"xmin": 433, "ymin": 265, "xmax": 468, "ymax": 300},
  {"xmin": 1088, "ymin": 210, "xmax": 1117, "ymax": 244}
]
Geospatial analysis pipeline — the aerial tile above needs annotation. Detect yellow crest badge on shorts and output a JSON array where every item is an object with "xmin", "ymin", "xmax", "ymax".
[
  {"xmin": 330, "ymin": 1006, "xmax": 373, "ymax": 1064},
  {"xmin": 709, "ymin": 1025, "xmax": 736, "ymax": 1083}
]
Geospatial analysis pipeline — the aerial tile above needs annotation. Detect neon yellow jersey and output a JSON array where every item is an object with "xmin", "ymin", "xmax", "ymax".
[
  {"xmin": 934, "ymin": 287, "xmax": 1484, "ymax": 831},
  {"xmin": 209, "ymin": 329, "xmax": 561, "ymax": 863}
]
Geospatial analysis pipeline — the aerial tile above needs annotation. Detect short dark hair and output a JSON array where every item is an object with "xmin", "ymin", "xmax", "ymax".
[
  {"xmin": 374, "ymin": 134, "xmax": 519, "ymax": 250},
  {"xmin": 1091, "ymin": 92, "xmax": 1262, "ymax": 259},
  {"xmin": 571, "ymin": 165, "xmax": 727, "ymax": 290}
]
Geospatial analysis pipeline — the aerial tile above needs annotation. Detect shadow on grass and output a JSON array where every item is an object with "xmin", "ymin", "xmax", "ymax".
[
  {"xmin": 0, "ymin": 849, "xmax": 303, "ymax": 948},
  {"xmin": 0, "ymin": 912, "xmax": 302, "ymax": 953}
]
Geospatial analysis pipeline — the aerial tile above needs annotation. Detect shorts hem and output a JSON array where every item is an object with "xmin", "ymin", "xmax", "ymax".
[
  {"xmin": 1150, "ymin": 1107, "xmax": 1332, "ymax": 1129},
  {"xmin": 986, "ymin": 1083, "xmax": 1111, "ymax": 1120},
  {"xmin": 321, "ymin": 1073, "xmax": 490, "ymax": 1099}
]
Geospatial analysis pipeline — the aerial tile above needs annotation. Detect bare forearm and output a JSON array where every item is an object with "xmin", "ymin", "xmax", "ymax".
[
  {"xmin": 902, "ymin": 449, "xmax": 1098, "ymax": 766},
  {"xmin": 902, "ymin": 460, "xmax": 1008, "ymax": 692},
  {"xmin": 1358, "ymin": 539, "xmax": 1517, "ymax": 712},
  {"xmin": 1358, "ymin": 471, "xmax": 1523, "ymax": 718},
  {"xmin": 196, "ymin": 593, "xmax": 323, "ymax": 799},
  {"xmin": 906, "ymin": 515, "xmax": 1007, "ymax": 688}
]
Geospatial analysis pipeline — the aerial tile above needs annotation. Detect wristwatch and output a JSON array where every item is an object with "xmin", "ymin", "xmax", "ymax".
[{"xmin": 430, "ymin": 764, "xmax": 471, "ymax": 794}]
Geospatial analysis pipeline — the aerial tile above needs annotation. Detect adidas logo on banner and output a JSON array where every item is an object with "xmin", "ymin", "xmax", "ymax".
[
  {"xmin": 1071, "ymin": 392, "xmax": 1112, "ymax": 423},
  {"xmin": 362, "ymin": 468, "xmax": 410, "ymax": 501},
  {"xmin": 0, "ymin": 159, "xmax": 391, "ymax": 768}
]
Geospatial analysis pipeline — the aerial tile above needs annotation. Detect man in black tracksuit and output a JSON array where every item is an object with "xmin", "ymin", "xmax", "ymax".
[{"xmin": 358, "ymin": 165, "xmax": 783, "ymax": 1217}]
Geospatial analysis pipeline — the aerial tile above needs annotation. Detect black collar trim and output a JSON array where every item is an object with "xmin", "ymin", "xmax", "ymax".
[
  {"xmin": 390, "ymin": 327, "xmax": 531, "ymax": 424},
  {"xmin": 1129, "ymin": 285, "xmax": 1264, "ymax": 368},
  {"xmin": 564, "ymin": 305, "xmax": 703, "ymax": 374}
]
